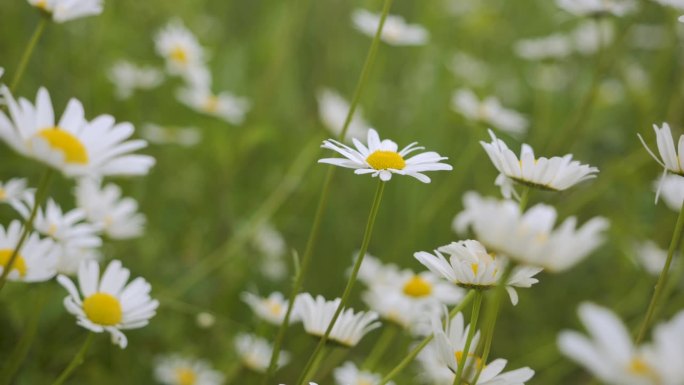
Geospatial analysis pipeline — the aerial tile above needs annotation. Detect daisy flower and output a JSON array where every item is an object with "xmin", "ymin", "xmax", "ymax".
[
  {"xmin": 415, "ymin": 240, "xmax": 542, "ymax": 305},
  {"xmin": 451, "ymin": 89, "xmax": 528, "ymax": 135},
  {"xmin": 642, "ymin": 310, "xmax": 684, "ymax": 383},
  {"xmin": 294, "ymin": 293, "xmax": 380, "ymax": 347},
  {"xmin": 572, "ymin": 19, "xmax": 615, "ymax": 56},
  {"xmin": 319, "ymin": 128, "xmax": 452, "ymax": 183},
  {"xmin": 454, "ymin": 192, "xmax": 609, "ymax": 272},
  {"xmin": 57, "ymin": 259, "xmax": 159, "ymax": 348},
  {"xmin": 0, "ymin": 220, "xmax": 58, "ymax": 282},
  {"xmin": 57, "ymin": 246, "xmax": 101, "ymax": 276},
  {"xmin": 655, "ymin": 174, "xmax": 684, "ymax": 211},
  {"xmin": 351, "ymin": 9, "xmax": 429, "ymax": 46},
  {"xmin": 0, "ymin": 87, "xmax": 155, "ymax": 178},
  {"xmin": 154, "ymin": 20, "xmax": 206, "ymax": 79},
  {"xmin": 356, "ymin": 253, "xmax": 401, "ymax": 287},
  {"xmin": 141, "ymin": 123, "xmax": 201, "ymax": 147},
  {"xmin": 639, "ymin": 123, "xmax": 684, "ymax": 201},
  {"xmin": 514, "ymin": 34, "xmax": 573, "ymax": 61},
  {"xmin": 481, "ymin": 129, "xmax": 599, "ymax": 197},
  {"xmin": 27, "ymin": 0, "xmax": 103, "ymax": 23},
  {"xmin": 108, "ymin": 60, "xmax": 164, "ymax": 100},
  {"xmin": 252, "ymin": 223, "xmax": 287, "ymax": 260},
  {"xmin": 317, "ymin": 88, "xmax": 369, "ymax": 142},
  {"xmin": 555, "ymin": 0, "xmax": 637, "ymax": 16},
  {"xmin": 154, "ymin": 355, "xmax": 224, "ymax": 385},
  {"xmin": 234, "ymin": 333, "xmax": 290, "ymax": 372},
  {"xmin": 75, "ymin": 178, "xmax": 146, "ymax": 239},
  {"xmin": 177, "ymin": 86, "xmax": 250, "ymax": 125},
  {"xmin": 241, "ymin": 291, "xmax": 289, "ymax": 325},
  {"xmin": 333, "ymin": 361, "xmax": 394, "ymax": 385},
  {"xmin": 0, "ymin": 178, "xmax": 31, "ymax": 205},
  {"xmin": 634, "ymin": 241, "xmax": 671, "ymax": 277},
  {"xmin": 448, "ymin": 53, "xmax": 490, "ymax": 87}
]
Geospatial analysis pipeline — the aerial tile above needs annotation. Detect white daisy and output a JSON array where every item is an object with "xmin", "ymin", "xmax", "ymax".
[
  {"xmin": 27, "ymin": 0, "xmax": 103, "ymax": 23},
  {"xmin": 75, "ymin": 178, "xmax": 145, "ymax": 239},
  {"xmin": 454, "ymin": 192, "xmax": 609, "ymax": 272},
  {"xmin": 317, "ymin": 88, "xmax": 369, "ymax": 142},
  {"xmin": 0, "ymin": 178, "xmax": 31, "ymax": 205},
  {"xmin": 448, "ymin": 53, "xmax": 490, "ymax": 87},
  {"xmin": 56, "ymin": 259, "xmax": 159, "ymax": 348},
  {"xmin": 0, "ymin": 87, "xmax": 155, "ymax": 178},
  {"xmin": 451, "ymin": 89, "xmax": 528, "ymax": 135},
  {"xmin": 57, "ymin": 246, "xmax": 101, "ymax": 276},
  {"xmin": 319, "ymin": 128, "xmax": 453, "ymax": 183},
  {"xmin": 634, "ymin": 241, "xmax": 671, "ymax": 277},
  {"xmin": 333, "ymin": 361, "xmax": 393, "ymax": 385},
  {"xmin": 0, "ymin": 220, "xmax": 58, "ymax": 282},
  {"xmin": 154, "ymin": 355, "xmax": 225, "ymax": 385},
  {"xmin": 252, "ymin": 223, "xmax": 286, "ymax": 260},
  {"xmin": 141, "ymin": 123, "xmax": 201, "ymax": 147},
  {"xmin": 655, "ymin": 174, "xmax": 684, "ymax": 211},
  {"xmin": 555, "ymin": 0, "xmax": 637, "ymax": 16},
  {"xmin": 154, "ymin": 20, "xmax": 206, "ymax": 79},
  {"xmin": 481, "ymin": 129, "xmax": 599, "ymax": 197},
  {"xmin": 639, "ymin": 123, "xmax": 684, "ymax": 202},
  {"xmin": 572, "ymin": 19, "xmax": 615, "ymax": 56},
  {"xmin": 514, "ymin": 34, "xmax": 573, "ymax": 61},
  {"xmin": 234, "ymin": 333, "xmax": 290, "ymax": 372},
  {"xmin": 357, "ymin": 253, "xmax": 401, "ymax": 287},
  {"xmin": 196, "ymin": 312, "xmax": 216, "ymax": 329},
  {"xmin": 241, "ymin": 291, "xmax": 289, "ymax": 325},
  {"xmin": 294, "ymin": 293, "xmax": 380, "ymax": 347},
  {"xmin": 415, "ymin": 240, "xmax": 542, "ymax": 305},
  {"xmin": 177, "ymin": 86, "xmax": 250, "ymax": 125},
  {"xmin": 351, "ymin": 9, "xmax": 429, "ymax": 46},
  {"xmin": 108, "ymin": 60, "xmax": 164, "ymax": 100},
  {"xmin": 642, "ymin": 310, "xmax": 684, "ymax": 383},
  {"xmin": 630, "ymin": 24, "xmax": 669, "ymax": 51}
]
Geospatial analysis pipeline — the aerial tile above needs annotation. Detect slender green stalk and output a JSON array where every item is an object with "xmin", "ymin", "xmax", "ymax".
[
  {"xmin": 363, "ymin": 325, "xmax": 398, "ymax": 371},
  {"xmin": 378, "ymin": 290, "xmax": 476, "ymax": 385},
  {"xmin": 453, "ymin": 291, "xmax": 483, "ymax": 385},
  {"xmin": 10, "ymin": 18, "xmax": 48, "ymax": 92},
  {"xmin": 302, "ymin": 345, "xmax": 329, "ymax": 383},
  {"xmin": 518, "ymin": 186, "xmax": 531, "ymax": 212},
  {"xmin": 51, "ymin": 332, "xmax": 95, "ymax": 385},
  {"xmin": 0, "ymin": 169, "xmax": 54, "ymax": 292},
  {"xmin": 296, "ymin": 181, "xmax": 386, "ymax": 385},
  {"xmin": 262, "ymin": 0, "xmax": 394, "ymax": 380},
  {"xmin": 635, "ymin": 198, "xmax": 684, "ymax": 343}
]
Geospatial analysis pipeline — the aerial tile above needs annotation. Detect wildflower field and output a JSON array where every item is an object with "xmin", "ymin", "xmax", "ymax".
[{"xmin": 2, "ymin": 0, "xmax": 684, "ymax": 384}]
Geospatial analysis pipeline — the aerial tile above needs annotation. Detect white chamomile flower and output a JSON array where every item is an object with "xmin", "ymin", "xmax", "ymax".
[
  {"xmin": 634, "ymin": 241, "xmax": 671, "ymax": 277},
  {"xmin": 448, "ymin": 53, "xmax": 490, "ymax": 87},
  {"xmin": 679, "ymin": 15, "xmax": 684, "ymax": 22},
  {"xmin": 0, "ymin": 87, "xmax": 155, "ymax": 178},
  {"xmin": 319, "ymin": 128, "xmax": 452, "ymax": 183},
  {"xmin": 642, "ymin": 310, "xmax": 684, "ymax": 383},
  {"xmin": 555, "ymin": 0, "xmax": 637, "ymax": 16},
  {"xmin": 27, "ymin": 0, "xmax": 103, "ymax": 23},
  {"xmin": 454, "ymin": 192, "xmax": 609, "ymax": 272},
  {"xmin": 57, "ymin": 259, "xmax": 159, "ymax": 348},
  {"xmin": 155, "ymin": 20, "xmax": 206, "ymax": 79},
  {"xmin": 317, "ymin": 88, "xmax": 369, "ymax": 142},
  {"xmin": 75, "ymin": 178, "xmax": 145, "ymax": 239},
  {"xmin": 451, "ymin": 89, "xmax": 528, "ymax": 135},
  {"xmin": 514, "ymin": 34, "xmax": 573, "ymax": 61},
  {"xmin": 252, "ymin": 223, "xmax": 286, "ymax": 260},
  {"xmin": 141, "ymin": 123, "xmax": 201, "ymax": 147},
  {"xmin": 108, "ymin": 60, "xmax": 164, "ymax": 100},
  {"xmin": 659, "ymin": 0, "xmax": 684, "ymax": 9},
  {"xmin": 154, "ymin": 355, "xmax": 225, "ymax": 385},
  {"xmin": 177, "ymin": 86, "xmax": 250, "ymax": 125},
  {"xmin": 333, "ymin": 361, "xmax": 394, "ymax": 385},
  {"xmin": 572, "ymin": 19, "xmax": 615, "ymax": 56},
  {"xmin": 57, "ymin": 246, "xmax": 101, "ymax": 276},
  {"xmin": 0, "ymin": 220, "xmax": 58, "ymax": 282},
  {"xmin": 655, "ymin": 174, "xmax": 684, "ymax": 211},
  {"xmin": 235, "ymin": 333, "xmax": 290, "ymax": 372},
  {"xmin": 0, "ymin": 178, "xmax": 31, "ymax": 205},
  {"xmin": 241, "ymin": 291, "xmax": 289, "ymax": 325},
  {"xmin": 481, "ymin": 129, "xmax": 599, "ymax": 197},
  {"xmin": 640, "ymin": 123, "xmax": 684, "ymax": 202},
  {"xmin": 294, "ymin": 293, "xmax": 380, "ymax": 347},
  {"xmin": 415, "ymin": 240, "xmax": 542, "ymax": 305},
  {"xmin": 351, "ymin": 9, "xmax": 429, "ymax": 46}
]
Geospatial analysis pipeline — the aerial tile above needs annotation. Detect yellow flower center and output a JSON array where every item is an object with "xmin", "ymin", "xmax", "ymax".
[
  {"xmin": 357, "ymin": 380, "xmax": 373, "ymax": 385},
  {"xmin": 455, "ymin": 351, "xmax": 484, "ymax": 369},
  {"xmin": 83, "ymin": 293, "xmax": 123, "ymax": 326},
  {"xmin": 366, "ymin": 150, "xmax": 406, "ymax": 170},
  {"xmin": 171, "ymin": 46, "xmax": 188, "ymax": 65},
  {"xmin": 471, "ymin": 263, "xmax": 479, "ymax": 275},
  {"xmin": 266, "ymin": 299, "xmax": 282, "ymax": 316},
  {"xmin": 175, "ymin": 368, "xmax": 197, "ymax": 385},
  {"xmin": 0, "ymin": 249, "xmax": 27, "ymax": 277},
  {"xmin": 203, "ymin": 95, "xmax": 220, "ymax": 113},
  {"xmin": 0, "ymin": 188, "xmax": 6, "ymax": 200},
  {"xmin": 36, "ymin": 128, "xmax": 88, "ymax": 164},
  {"xmin": 35, "ymin": 0, "xmax": 49, "ymax": 10},
  {"xmin": 628, "ymin": 357, "xmax": 652, "ymax": 375},
  {"xmin": 403, "ymin": 275, "xmax": 432, "ymax": 298}
]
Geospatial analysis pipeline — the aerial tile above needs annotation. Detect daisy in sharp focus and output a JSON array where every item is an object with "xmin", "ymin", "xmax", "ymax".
[
  {"xmin": 154, "ymin": 20, "xmax": 206, "ymax": 79},
  {"xmin": 108, "ymin": 60, "xmax": 164, "ymax": 100},
  {"xmin": 154, "ymin": 354, "xmax": 225, "ymax": 385},
  {"xmin": 0, "ymin": 87, "xmax": 155, "ymax": 178},
  {"xmin": 451, "ymin": 89, "xmax": 528, "ymax": 136},
  {"xmin": 57, "ymin": 259, "xmax": 159, "ymax": 348},
  {"xmin": 317, "ymin": 88, "xmax": 369, "ymax": 142},
  {"xmin": 0, "ymin": 220, "xmax": 58, "ymax": 282},
  {"xmin": 319, "ymin": 128, "xmax": 452, "ymax": 183},
  {"xmin": 333, "ymin": 361, "xmax": 394, "ymax": 385},
  {"xmin": 481, "ymin": 129, "xmax": 599, "ymax": 198},
  {"xmin": 639, "ymin": 123, "xmax": 684, "ymax": 202},
  {"xmin": 241, "ymin": 291, "xmax": 289, "ymax": 325},
  {"xmin": 234, "ymin": 333, "xmax": 290, "ymax": 373},
  {"xmin": 27, "ymin": 0, "xmax": 103, "ymax": 23},
  {"xmin": 0, "ymin": 178, "xmax": 31, "ymax": 205},
  {"xmin": 351, "ymin": 9, "xmax": 429, "ymax": 46},
  {"xmin": 555, "ymin": 0, "xmax": 637, "ymax": 16},
  {"xmin": 177, "ymin": 86, "xmax": 250, "ymax": 125}
]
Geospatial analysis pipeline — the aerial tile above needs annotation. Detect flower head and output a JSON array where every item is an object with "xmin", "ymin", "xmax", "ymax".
[
  {"xmin": 235, "ymin": 333, "xmax": 290, "ymax": 372},
  {"xmin": 515, "ymin": 34, "xmax": 573, "ymax": 61},
  {"xmin": 333, "ymin": 361, "xmax": 393, "ymax": 385},
  {"xmin": 451, "ymin": 89, "xmax": 528, "ymax": 135},
  {"xmin": 556, "ymin": 0, "xmax": 637, "ymax": 16},
  {"xmin": 154, "ymin": 355, "xmax": 224, "ymax": 385},
  {"xmin": 27, "ymin": 0, "xmax": 103, "ymax": 23},
  {"xmin": 0, "ymin": 220, "xmax": 58, "ymax": 282},
  {"xmin": 155, "ymin": 20, "xmax": 206, "ymax": 79},
  {"xmin": 141, "ymin": 123, "xmax": 201, "ymax": 147},
  {"xmin": 177, "ymin": 86, "xmax": 250, "ymax": 125},
  {"xmin": 108, "ymin": 61, "xmax": 164, "ymax": 100},
  {"xmin": 241, "ymin": 291, "xmax": 289, "ymax": 325},
  {"xmin": 0, "ymin": 178, "xmax": 31, "ymax": 205},
  {"xmin": 351, "ymin": 9, "xmax": 429, "ymax": 46},
  {"xmin": 317, "ymin": 88, "xmax": 369, "ymax": 142}
]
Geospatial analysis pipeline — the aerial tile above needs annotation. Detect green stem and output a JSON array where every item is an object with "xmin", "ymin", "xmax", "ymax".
[
  {"xmin": 51, "ymin": 332, "xmax": 94, "ymax": 385},
  {"xmin": 296, "ymin": 180, "xmax": 386, "ymax": 385},
  {"xmin": 635, "ymin": 198, "xmax": 684, "ymax": 343},
  {"xmin": 453, "ymin": 291, "xmax": 483, "ymax": 385},
  {"xmin": 10, "ymin": 18, "xmax": 47, "ymax": 92},
  {"xmin": 363, "ymin": 325, "xmax": 398, "ymax": 371},
  {"xmin": 378, "ymin": 290, "xmax": 476, "ymax": 385},
  {"xmin": 518, "ymin": 186, "xmax": 531, "ymax": 212},
  {"xmin": 302, "ymin": 345, "xmax": 329, "ymax": 383},
  {"xmin": 0, "ymin": 168, "xmax": 54, "ymax": 292}
]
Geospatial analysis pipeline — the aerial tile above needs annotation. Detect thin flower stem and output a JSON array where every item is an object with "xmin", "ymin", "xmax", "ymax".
[
  {"xmin": 10, "ymin": 18, "xmax": 48, "ymax": 92},
  {"xmin": 635, "ymin": 198, "xmax": 684, "ymax": 343},
  {"xmin": 378, "ymin": 290, "xmax": 476, "ymax": 385},
  {"xmin": 453, "ymin": 290, "xmax": 483, "ymax": 385},
  {"xmin": 51, "ymin": 332, "xmax": 95, "ymax": 385},
  {"xmin": 262, "ymin": 0, "xmax": 394, "ymax": 380},
  {"xmin": 0, "ymin": 168, "xmax": 54, "ymax": 292},
  {"xmin": 296, "ymin": 180, "xmax": 386, "ymax": 385},
  {"xmin": 363, "ymin": 324, "xmax": 399, "ymax": 371},
  {"xmin": 518, "ymin": 186, "xmax": 531, "ymax": 212}
]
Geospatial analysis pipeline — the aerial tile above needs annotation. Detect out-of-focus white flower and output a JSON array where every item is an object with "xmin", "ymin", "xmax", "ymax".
[
  {"xmin": 333, "ymin": 361, "xmax": 393, "ymax": 385},
  {"xmin": 196, "ymin": 312, "xmax": 216, "ymax": 328},
  {"xmin": 451, "ymin": 89, "xmax": 528, "ymax": 135},
  {"xmin": 642, "ymin": 310, "xmax": 684, "ymax": 383},
  {"xmin": 108, "ymin": 61, "xmax": 164, "ymax": 100},
  {"xmin": 448, "ymin": 53, "xmax": 490, "ymax": 87},
  {"xmin": 352, "ymin": 9, "xmax": 429, "ymax": 46},
  {"xmin": 529, "ymin": 63, "xmax": 570, "ymax": 91},
  {"xmin": 235, "ymin": 333, "xmax": 290, "ymax": 372},
  {"xmin": 0, "ymin": 178, "xmax": 31, "ymax": 205},
  {"xmin": 75, "ymin": 178, "xmax": 145, "ymax": 239},
  {"xmin": 27, "ymin": 0, "xmax": 103, "ymax": 23},
  {"xmin": 556, "ymin": 0, "xmax": 637, "ymax": 16},
  {"xmin": 572, "ymin": 19, "xmax": 615, "ymax": 55},
  {"xmin": 253, "ymin": 223, "xmax": 286, "ymax": 260},
  {"xmin": 515, "ymin": 34, "xmax": 573, "ymax": 61},
  {"xmin": 652, "ymin": 0, "xmax": 684, "ymax": 10},
  {"xmin": 317, "ymin": 88, "xmax": 369, "ymax": 142},
  {"xmin": 357, "ymin": 253, "xmax": 400, "ymax": 287},
  {"xmin": 155, "ymin": 20, "xmax": 206, "ymax": 80},
  {"xmin": 631, "ymin": 24, "xmax": 669, "ymax": 50},
  {"xmin": 241, "ymin": 291, "xmax": 289, "ymax": 325},
  {"xmin": 654, "ymin": 174, "xmax": 684, "ymax": 211},
  {"xmin": 177, "ymin": 86, "xmax": 250, "ymax": 125},
  {"xmin": 154, "ymin": 355, "xmax": 224, "ymax": 385},
  {"xmin": 634, "ymin": 241, "xmax": 672, "ymax": 276},
  {"xmin": 141, "ymin": 123, "xmax": 201, "ymax": 147},
  {"xmin": 57, "ymin": 246, "xmax": 101, "ymax": 276},
  {"xmin": 0, "ymin": 220, "xmax": 58, "ymax": 282},
  {"xmin": 679, "ymin": 15, "xmax": 684, "ymax": 22}
]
